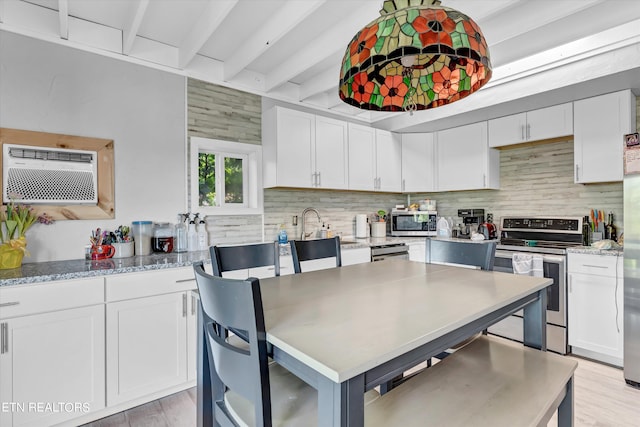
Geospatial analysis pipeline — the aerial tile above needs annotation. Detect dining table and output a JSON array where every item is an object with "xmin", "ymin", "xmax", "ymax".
[{"xmin": 197, "ymin": 258, "xmax": 551, "ymax": 427}]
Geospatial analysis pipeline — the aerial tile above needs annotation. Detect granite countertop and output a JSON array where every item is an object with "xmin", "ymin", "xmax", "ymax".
[
  {"xmin": 0, "ymin": 251, "xmax": 210, "ymax": 287},
  {"xmin": 566, "ymin": 246, "xmax": 624, "ymax": 256}
]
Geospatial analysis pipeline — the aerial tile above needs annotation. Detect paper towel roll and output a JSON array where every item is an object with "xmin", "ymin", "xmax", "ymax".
[{"xmin": 356, "ymin": 214, "xmax": 368, "ymax": 238}]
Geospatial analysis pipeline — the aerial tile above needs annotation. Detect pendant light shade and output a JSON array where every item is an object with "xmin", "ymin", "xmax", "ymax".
[{"xmin": 339, "ymin": 0, "xmax": 492, "ymax": 113}]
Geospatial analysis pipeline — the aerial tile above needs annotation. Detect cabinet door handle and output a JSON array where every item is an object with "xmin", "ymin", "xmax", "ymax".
[
  {"xmin": 582, "ymin": 264, "xmax": 608, "ymax": 269},
  {"xmin": 182, "ymin": 293, "xmax": 187, "ymax": 318},
  {"xmin": 402, "ymin": 179, "xmax": 405, "ymax": 192},
  {"xmin": 0, "ymin": 301, "xmax": 20, "ymax": 307},
  {"xmin": 176, "ymin": 278, "xmax": 195, "ymax": 284},
  {"xmin": 568, "ymin": 275, "xmax": 572, "ymax": 293},
  {"xmin": 191, "ymin": 295, "xmax": 196, "ymax": 316},
  {"xmin": 521, "ymin": 125, "xmax": 525, "ymax": 141},
  {"xmin": 526, "ymin": 123, "xmax": 531, "ymax": 140},
  {"xmin": 483, "ymin": 174, "xmax": 486, "ymax": 187},
  {"xmin": 1, "ymin": 322, "xmax": 7, "ymax": 354},
  {"xmin": 317, "ymin": 172, "xmax": 321, "ymax": 187},
  {"xmin": 575, "ymin": 164, "xmax": 579, "ymax": 181}
]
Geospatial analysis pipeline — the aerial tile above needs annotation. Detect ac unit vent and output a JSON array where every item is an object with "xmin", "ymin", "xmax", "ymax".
[{"xmin": 3, "ymin": 144, "xmax": 98, "ymax": 204}]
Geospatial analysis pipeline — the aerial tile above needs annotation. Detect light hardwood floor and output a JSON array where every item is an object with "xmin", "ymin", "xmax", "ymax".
[{"xmin": 82, "ymin": 355, "xmax": 640, "ymax": 427}]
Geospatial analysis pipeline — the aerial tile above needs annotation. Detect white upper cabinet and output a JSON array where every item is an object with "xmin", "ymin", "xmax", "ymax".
[
  {"xmin": 436, "ymin": 121, "xmax": 500, "ymax": 191},
  {"xmin": 315, "ymin": 116, "xmax": 349, "ymax": 189},
  {"xmin": 488, "ymin": 103, "xmax": 573, "ymax": 147},
  {"xmin": 574, "ymin": 90, "xmax": 636, "ymax": 183},
  {"xmin": 348, "ymin": 124, "xmax": 402, "ymax": 192},
  {"xmin": 263, "ymin": 107, "xmax": 349, "ymax": 190},
  {"xmin": 263, "ymin": 107, "xmax": 315, "ymax": 188},
  {"xmin": 348, "ymin": 123, "xmax": 376, "ymax": 191},
  {"xmin": 401, "ymin": 133, "xmax": 435, "ymax": 192},
  {"xmin": 375, "ymin": 129, "xmax": 402, "ymax": 192}
]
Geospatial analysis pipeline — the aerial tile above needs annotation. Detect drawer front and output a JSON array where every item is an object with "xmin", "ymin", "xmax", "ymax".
[
  {"xmin": 568, "ymin": 253, "xmax": 619, "ymax": 276},
  {"xmin": 106, "ymin": 267, "xmax": 196, "ymax": 302},
  {"xmin": 0, "ymin": 277, "xmax": 104, "ymax": 319}
]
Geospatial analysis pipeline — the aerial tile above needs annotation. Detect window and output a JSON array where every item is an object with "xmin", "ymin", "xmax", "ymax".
[{"xmin": 190, "ymin": 137, "xmax": 263, "ymax": 215}]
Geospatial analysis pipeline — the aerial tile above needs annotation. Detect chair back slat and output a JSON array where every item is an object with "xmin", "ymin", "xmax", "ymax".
[
  {"xmin": 193, "ymin": 262, "xmax": 272, "ymax": 426},
  {"xmin": 211, "ymin": 242, "xmax": 280, "ymax": 277},
  {"xmin": 290, "ymin": 237, "xmax": 342, "ymax": 273},
  {"xmin": 426, "ymin": 239, "xmax": 496, "ymax": 271}
]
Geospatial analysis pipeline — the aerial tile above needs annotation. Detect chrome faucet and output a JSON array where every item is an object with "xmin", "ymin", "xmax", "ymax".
[{"xmin": 301, "ymin": 208, "xmax": 322, "ymax": 240}]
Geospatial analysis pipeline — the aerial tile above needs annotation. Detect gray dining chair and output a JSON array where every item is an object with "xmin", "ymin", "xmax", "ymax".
[
  {"xmin": 192, "ymin": 261, "xmax": 317, "ymax": 426},
  {"xmin": 210, "ymin": 241, "xmax": 280, "ymax": 278},
  {"xmin": 290, "ymin": 236, "xmax": 342, "ymax": 273},
  {"xmin": 425, "ymin": 238, "xmax": 497, "ymax": 271},
  {"xmin": 383, "ymin": 238, "xmax": 498, "ymax": 392}
]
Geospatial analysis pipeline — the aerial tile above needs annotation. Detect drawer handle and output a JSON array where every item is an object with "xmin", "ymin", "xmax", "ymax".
[
  {"xmin": 0, "ymin": 302, "xmax": 20, "ymax": 307},
  {"xmin": 582, "ymin": 264, "xmax": 608, "ymax": 269},
  {"xmin": 1, "ymin": 322, "xmax": 7, "ymax": 354},
  {"xmin": 176, "ymin": 278, "xmax": 196, "ymax": 283}
]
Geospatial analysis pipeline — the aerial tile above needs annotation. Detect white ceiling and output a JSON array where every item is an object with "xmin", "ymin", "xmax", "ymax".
[{"xmin": 2, "ymin": 0, "xmax": 640, "ymax": 132}]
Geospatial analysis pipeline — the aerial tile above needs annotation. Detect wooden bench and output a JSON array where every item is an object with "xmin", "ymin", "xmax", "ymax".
[{"xmin": 366, "ymin": 335, "xmax": 577, "ymax": 427}]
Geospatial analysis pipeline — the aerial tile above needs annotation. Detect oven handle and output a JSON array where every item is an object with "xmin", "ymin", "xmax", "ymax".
[{"xmin": 495, "ymin": 250, "xmax": 565, "ymax": 264}]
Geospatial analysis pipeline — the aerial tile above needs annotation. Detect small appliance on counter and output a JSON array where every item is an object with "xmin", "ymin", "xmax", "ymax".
[
  {"xmin": 390, "ymin": 209, "xmax": 437, "ymax": 236},
  {"xmin": 457, "ymin": 209, "xmax": 485, "ymax": 238},
  {"xmin": 478, "ymin": 213, "xmax": 498, "ymax": 240},
  {"xmin": 355, "ymin": 214, "xmax": 369, "ymax": 238}
]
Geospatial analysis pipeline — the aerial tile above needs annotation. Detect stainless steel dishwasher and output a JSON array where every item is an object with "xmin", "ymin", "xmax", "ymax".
[{"xmin": 370, "ymin": 242, "xmax": 409, "ymax": 262}]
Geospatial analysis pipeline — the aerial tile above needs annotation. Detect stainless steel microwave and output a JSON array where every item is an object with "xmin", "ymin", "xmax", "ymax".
[{"xmin": 390, "ymin": 210, "xmax": 437, "ymax": 236}]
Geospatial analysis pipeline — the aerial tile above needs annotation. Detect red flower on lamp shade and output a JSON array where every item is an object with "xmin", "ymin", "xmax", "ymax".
[
  {"xmin": 351, "ymin": 72, "xmax": 375, "ymax": 104},
  {"xmin": 379, "ymin": 75, "xmax": 408, "ymax": 108},
  {"xmin": 432, "ymin": 67, "xmax": 461, "ymax": 99},
  {"xmin": 349, "ymin": 24, "xmax": 378, "ymax": 66}
]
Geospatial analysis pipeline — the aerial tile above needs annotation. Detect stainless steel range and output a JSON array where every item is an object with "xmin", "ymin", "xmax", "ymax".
[{"xmin": 489, "ymin": 216, "xmax": 584, "ymax": 354}]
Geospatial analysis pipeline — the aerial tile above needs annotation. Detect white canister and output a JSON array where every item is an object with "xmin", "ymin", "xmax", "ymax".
[
  {"xmin": 355, "ymin": 214, "xmax": 368, "ymax": 238},
  {"xmin": 371, "ymin": 222, "xmax": 386, "ymax": 238}
]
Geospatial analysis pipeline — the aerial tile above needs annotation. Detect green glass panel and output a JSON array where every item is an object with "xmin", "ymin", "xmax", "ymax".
[
  {"xmin": 407, "ymin": 8, "xmax": 419, "ymax": 23},
  {"xmin": 224, "ymin": 157, "xmax": 243, "ymax": 204},
  {"xmin": 427, "ymin": 89, "xmax": 436, "ymax": 101},
  {"xmin": 461, "ymin": 76, "xmax": 471, "ymax": 91},
  {"xmin": 412, "ymin": 33, "xmax": 422, "ymax": 48},
  {"xmin": 374, "ymin": 36, "xmax": 386, "ymax": 54},
  {"xmin": 460, "ymin": 33, "xmax": 470, "ymax": 48},
  {"xmin": 198, "ymin": 153, "xmax": 216, "ymax": 207},
  {"xmin": 381, "ymin": 19, "xmax": 395, "ymax": 37},
  {"xmin": 451, "ymin": 32, "xmax": 462, "ymax": 49},
  {"xmin": 456, "ymin": 21, "xmax": 466, "ymax": 34},
  {"xmin": 427, "ymin": 73, "xmax": 434, "ymax": 88}
]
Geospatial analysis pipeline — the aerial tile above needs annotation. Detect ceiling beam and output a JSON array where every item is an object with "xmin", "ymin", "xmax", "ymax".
[
  {"xmin": 263, "ymin": 2, "xmax": 380, "ymax": 92},
  {"xmin": 178, "ymin": 0, "xmax": 238, "ymax": 69},
  {"xmin": 298, "ymin": 66, "xmax": 337, "ymax": 101},
  {"xmin": 122, "ymin": 0, "xmax": 149, "ymax": 55},
  {"xmin": 58, "ymin": 0, "xmax": 68, "ymax": 40},
  {"xmin": 224, "ymin": 0, "xmax": 326, "ymax": 82}
]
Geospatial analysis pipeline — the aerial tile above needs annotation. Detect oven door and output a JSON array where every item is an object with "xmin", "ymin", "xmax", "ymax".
[{"xmin": 493, "ymin": 250, "xmax": 566, "ymax": 327}]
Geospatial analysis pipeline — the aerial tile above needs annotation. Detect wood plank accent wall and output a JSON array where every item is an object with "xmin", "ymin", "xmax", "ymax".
[
  {"xmin": 187, "ymin": 79, "xmax": 263, "ymax": 245},
  {"xmin": 188, "ymin": 78, "xmax": 634, "ymax": 244}
]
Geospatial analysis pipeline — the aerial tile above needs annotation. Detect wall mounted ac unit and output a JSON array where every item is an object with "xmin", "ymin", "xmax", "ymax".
[{"xmin": 2, "ymin": 144, "xmax": 98, "ymax": 204}]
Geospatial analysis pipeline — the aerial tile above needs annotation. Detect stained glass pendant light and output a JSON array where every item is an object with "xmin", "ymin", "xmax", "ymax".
[{"xmin": 339, "ymin": 0, "xmax": 492, "ymax": 113}]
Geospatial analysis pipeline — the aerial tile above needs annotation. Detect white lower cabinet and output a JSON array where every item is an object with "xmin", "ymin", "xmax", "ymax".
[
  {"xmin": 0, "ymin": 277, "xmax": 105, "ymax": 427},
  {"xmin": 105, "ymin": 268, "xmax": 197, "ymax": 406},
  {"xmin": 568, "ymin": 253, "xmax": 624, "ymax": 366},
  {"xmin": 0, "ymin": 305, "xmax": 105, "ymax": 427},
  {"xmin": 408, "ymin": 240, "xmax": 426, "ymax": 262},
  {"xmin": 106, "ymin": 292, "xmax": 188, "ymax": 405}
]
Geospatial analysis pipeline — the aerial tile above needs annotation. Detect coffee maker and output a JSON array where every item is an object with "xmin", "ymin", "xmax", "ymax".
[{"xmin": 457, "ymin": 209, "xmax": 485, "ymax": 238}]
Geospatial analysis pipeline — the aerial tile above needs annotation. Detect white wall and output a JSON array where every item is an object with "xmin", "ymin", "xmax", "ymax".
[{"xmin": 0, "ymin": 31, "xmax": 187, "ymax": 262}]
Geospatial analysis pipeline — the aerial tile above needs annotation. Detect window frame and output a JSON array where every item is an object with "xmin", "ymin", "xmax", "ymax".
[{"xmin": 190, "ymin": 137, "xmax": 263, "ymax": 216}]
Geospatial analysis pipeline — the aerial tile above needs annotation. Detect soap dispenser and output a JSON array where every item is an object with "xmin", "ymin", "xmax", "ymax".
[
  {"xmin": 187, "ymin": 214, "xmax": 198, "ymax": 252},
  {"xmin": 197, "ymin": 217, "xmax": 209, "ymax": 251},
  {"xmin": 175, "ymin": 213, "xmax": 188, "ymax": 253}
]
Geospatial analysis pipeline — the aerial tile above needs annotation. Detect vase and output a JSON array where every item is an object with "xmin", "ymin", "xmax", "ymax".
[{"xmin": 0, "ymin": 241, "xmax": 25, "ymax": 269}]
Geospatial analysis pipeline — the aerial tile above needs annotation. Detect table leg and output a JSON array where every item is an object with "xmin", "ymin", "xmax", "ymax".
[
  {"xmin": 523, "ymin": 288, "xmax": 547, "ymax": 351},
  {"xmin": 317, "ymin": 374, "xmax": 365, "ymax": 426},
  {"xmin": 557, "ymin": 376, "xmax": 574, "ymax": 427}
]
